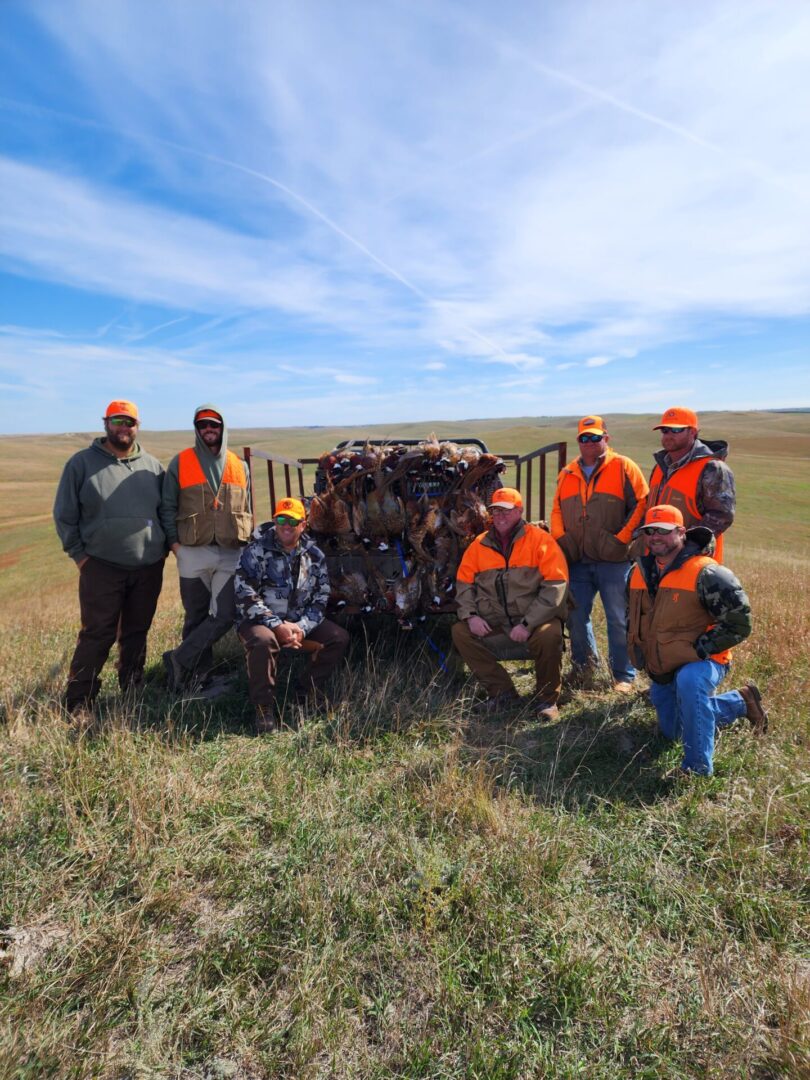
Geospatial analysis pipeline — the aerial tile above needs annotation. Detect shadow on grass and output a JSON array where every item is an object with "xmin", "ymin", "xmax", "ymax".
[{"xmin": 458, "ymin": 692, "xmax": 674, "ymax": 810}]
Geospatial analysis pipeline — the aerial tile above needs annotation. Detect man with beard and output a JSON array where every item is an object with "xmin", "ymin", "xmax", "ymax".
[
  {"xmin": 628, "ymin": 504, "xmax": 767, "ymax": 777},
  {"xmin": 160, "ymin": 405, "xmax": 252, "ymax": 690},
  {"xmin": 452, "ymin": 488, "xmax": 569, "ymax": 720},
  {"xmin": 645, "ymin": 407, "xmax": 735, "ymax": 562},
  {"xmin": 54, "ymin": 400, "xmax": 166, "ymax": 718}
]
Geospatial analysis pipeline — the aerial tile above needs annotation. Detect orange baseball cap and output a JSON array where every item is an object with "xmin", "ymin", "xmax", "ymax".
[
  {"xmin": 641, "ymin": 504, "xmax": 684, "ymax": 532},
  {"xmin": 653, "ymin": 407, "xmax": 698, "ymax": 430},
  {"xmin": 488, "ymin": 487, "xmax": 523, "ymax": 510},
  {"xmin": 274, "ymin": 497, "xmax": 306, "ymax": 521},
  {"xmin": 578, "ymin": 415, "xmax": 606, "ymax": 436},
  {"xmin": 195, "ymin": 408, "xmax": 222, "ymax": 424},
  {"xmin": 105, "ymin": 399, "xmax": 139, "ymax": 421}
]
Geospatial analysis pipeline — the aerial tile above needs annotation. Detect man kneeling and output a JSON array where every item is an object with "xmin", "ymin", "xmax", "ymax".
[
  {"xmin": 452, "ymin": 488, "xmax": 569, "ymax": 720},
  {"xmin": 628, "ymin": 504, "xmax": 767, "ymax": 777},
  {"xmin": 234, "ymin": 497, "xmax": 349, "ymax": 733}
]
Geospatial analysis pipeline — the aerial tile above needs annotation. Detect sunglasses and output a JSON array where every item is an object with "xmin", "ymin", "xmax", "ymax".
[
  {"xmin": 658, "ymin": 426, "xmax": 686, "ymax": 434},
  {"xmin": 107, "ymin": 417, "xmax": 137, "ymax": 428},
  {"xmin": 275, "ymin": 514, "xmax": 303, "ymax": 526},
  {"xmin": 196, "ymin": 420, "xmax": 222, "ymax": 430},
  {"xmin": 643, "ymin": 526, "xmax": 674, "ymax": 535},
  {"xmin": 578, "ymin": 433, "xmax": 604, "ymax": 443}
]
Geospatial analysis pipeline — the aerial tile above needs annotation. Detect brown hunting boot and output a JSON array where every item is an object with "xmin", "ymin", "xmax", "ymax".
[
  {"xmin": 253, "ymin": 704, "xmax": 278, "ymax": 735},
  {"xmin": 738, "ymin": 681, "xmax": 769, "ymax": 735}
]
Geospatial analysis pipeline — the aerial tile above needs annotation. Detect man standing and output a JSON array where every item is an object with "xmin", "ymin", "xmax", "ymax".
[
  {"xmin": 551, "ymin": 415, "xmax": 648, "ymax": 693},
  {"xmin": 628, "ymin": 504, "xmax": 767, "ymax": 777},
  {"xmin": 235, "ymin": 497, "xmax": 350, "ymax": 733},
  {"xmin": 647, "ymin": 407, "xmax": 735, "ymax": 562},
  {"xmin": 452, "ymin": 487, "xmax": 569, "ymax": 720},
  {"xmin": 160, "ymin": 405, "xmax": 252, "ymax": 690},
  {"xmin": 53, "ymin": 400, "xmax": 166, "ymax": 716}
]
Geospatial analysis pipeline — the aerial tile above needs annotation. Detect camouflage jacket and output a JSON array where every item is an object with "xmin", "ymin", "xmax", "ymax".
[
  {"xmin": 632, "ymin": 528, "xmax": 752, "ymax": 657},
  {"xmin": 234, "ymin": 525, "xmax": 331, "ymax": 636}
]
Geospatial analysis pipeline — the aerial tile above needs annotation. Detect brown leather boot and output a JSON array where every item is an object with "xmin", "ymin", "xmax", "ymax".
[
  {"xmin": 253, "ymin": 704, "xmax": 278, "ymax": 735},
  {"xmin": 738, "ymin": 681, "xmax": 769, "ymax": 734}
]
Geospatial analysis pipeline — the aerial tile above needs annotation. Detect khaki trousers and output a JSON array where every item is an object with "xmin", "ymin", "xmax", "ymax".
[{"xmin": 451, "ymin": 618, "xmax": 563, "ymax": 703}]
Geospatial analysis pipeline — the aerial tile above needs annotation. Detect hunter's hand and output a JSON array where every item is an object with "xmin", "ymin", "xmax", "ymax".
[
  {"xmin": 468, "ymin": 615, "xmax": 492, "ymax": 638},
  {"xmin": 509, "ymin": 623, "xmax": 530, "ymax": 644},
  {"xmin": 275, "ymin": 621, "xmax": 304, "ymax": 649}
]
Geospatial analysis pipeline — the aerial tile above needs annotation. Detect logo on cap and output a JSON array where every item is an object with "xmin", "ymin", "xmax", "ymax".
[{"xmin": 274, "ymin": 497, "xmax": 306, "ymax": 521}]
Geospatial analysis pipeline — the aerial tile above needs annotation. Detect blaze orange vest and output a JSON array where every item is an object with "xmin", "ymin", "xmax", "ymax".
[
  {"xmin": 176, "ymin": 447, "xmax": 251, "ymax": 547},
  {"xmin": 628, "ymin": 554, "xmax": 731, "ymax": 677},
  {"xmin": 551, "ymin": 450, "xmax": 647, "ymax": 563},
  {"xmin": 649, "ymin": 458, "xmax": 724, "ymax": 563}
]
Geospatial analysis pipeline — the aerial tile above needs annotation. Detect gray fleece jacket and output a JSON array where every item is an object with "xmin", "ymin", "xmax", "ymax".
[{"xmin": 53, "ymin": 438, "xmax": 166, "ymax": 567}]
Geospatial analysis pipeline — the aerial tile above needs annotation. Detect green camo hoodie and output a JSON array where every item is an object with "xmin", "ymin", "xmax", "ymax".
[{"xmin": 53, "ymin": 437, "xmax": 166, "ymax": 568}]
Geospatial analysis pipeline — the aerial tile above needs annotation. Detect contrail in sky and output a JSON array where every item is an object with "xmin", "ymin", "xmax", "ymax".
[
  {"xmin": 0, "ymin": 96, "xmax": 520, "ymax": 366},
  {"xmin": 438, "ymin": 4, "xmax": 807, "ymax": 200}
]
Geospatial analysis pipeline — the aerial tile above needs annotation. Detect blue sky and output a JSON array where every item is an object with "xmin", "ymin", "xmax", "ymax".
[{"xmin": 1, "ymin": 0, "xmax": 808, "ymax": 434}]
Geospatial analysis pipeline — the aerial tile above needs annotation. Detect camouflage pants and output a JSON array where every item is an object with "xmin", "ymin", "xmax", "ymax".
[{"xmin": 66, "ymin": 556, "xmax": 165, "ymax": 710}]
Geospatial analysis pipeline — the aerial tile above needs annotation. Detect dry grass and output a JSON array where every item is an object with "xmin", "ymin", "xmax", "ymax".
[{"xmin": 1, "ymin": 413, "xmax": 808, "ymax": 1077}]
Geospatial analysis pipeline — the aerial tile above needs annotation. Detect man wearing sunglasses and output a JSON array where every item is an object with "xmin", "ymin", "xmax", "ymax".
[
  {"xmin": 160, "ymin": 405, "xmax": 251, "ymax": 691},
  {"xmin": 646, "ymin": 407, "xmax": 735, "ymax": 563},
  {"xmin": 628, "ymin": 504, "xmax": 767, "ymax": 777},
  {"xmin": 234, "ymin": 497, "xmax": 349, "ymax": 733},
  {"xmin": 53, "ymin": 400, "xmax": 167, "ymax": 719},
  {"xmin": 551, "ymin": 415, "xmax": 648, "ymax": 693}
]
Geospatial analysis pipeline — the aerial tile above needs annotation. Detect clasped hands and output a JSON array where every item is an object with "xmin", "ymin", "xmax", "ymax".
[
  {"xmin": 467, "ymin": 615, "xmax": 530, "ymax": 643},
  {"xmin": 274, "ymin": 621, "xmax": 305, "ymax": 649}
]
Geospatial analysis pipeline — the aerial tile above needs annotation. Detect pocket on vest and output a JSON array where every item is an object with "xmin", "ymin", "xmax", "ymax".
[
  {"xmin": 233, "ymin": 511, "xmax": 253, "ymax": 543},
  {"xmin": 594, "ymin": 529, "xmax": 629, "ymax": 562},
  {"xmin": 653, "ymin": 634, "xmax": 700, "ymax": 674},
  {"xmin": 177, "ymin": 515, "xmax": 200, "ymax": 545}
]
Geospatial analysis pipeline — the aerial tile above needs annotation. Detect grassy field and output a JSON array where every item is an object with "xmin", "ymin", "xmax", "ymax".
[{"xmin": 0, "ymin": 412, "xmax": 808, "ymax": 1078}]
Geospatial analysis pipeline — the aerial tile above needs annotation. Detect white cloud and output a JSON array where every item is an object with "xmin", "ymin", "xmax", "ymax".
[{"xmin": 1, "ymin": 0, "xmax": 809, "ymax": 431}]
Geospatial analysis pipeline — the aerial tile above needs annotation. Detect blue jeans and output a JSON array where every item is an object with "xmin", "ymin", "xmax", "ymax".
[
  {"xmin": 649, "ymin": 659, "xmax": 747, "ymax": 775},
  {"xmin": 567, "ymin": 560, "xmax": 634, "ymax": 682}
]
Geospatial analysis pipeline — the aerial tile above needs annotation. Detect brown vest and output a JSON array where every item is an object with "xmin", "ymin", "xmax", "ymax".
[
  {"xmin": 628, "ymin": 554, "xmax": 731, "ymax": 677},
  {"xmin": 176, "ymin": 447, "xmax": 251, "ymax": 547}
]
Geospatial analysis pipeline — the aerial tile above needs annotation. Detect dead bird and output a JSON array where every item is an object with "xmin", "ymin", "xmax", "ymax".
[
  {"xmin": 392, "ymin": 562, "xmax": 423, "ymax": 624},
  {"xmin": 330, "ymin": 568, "xmax": 369, "ymax": 609},
  {"xmin": 406, "ymin": 494, "xmax": 443, "ymax": 561},
  {"xmin": 309, "ymin": 477, "xmax": 353, "ymax": 538}
]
